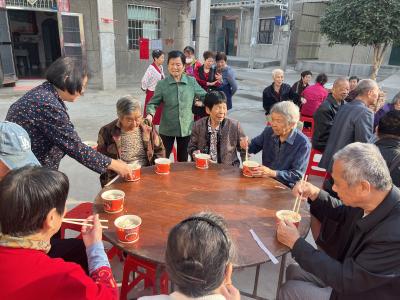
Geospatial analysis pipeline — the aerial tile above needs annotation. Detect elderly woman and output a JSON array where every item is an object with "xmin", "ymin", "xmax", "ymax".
[
  {"xmin": 140, "ymin": 212, "xmax": 240, "ymax": 300},
  {"xmin": 374, "ymin": 91, "xmax": 400, "ymax": 129},
  {"xmin": 6, "ymin": 57, "xmax": 132, "ymax": 180},
  {"xmin": 97, "ymin": 96, "xmax": 165, "ymax": 186},
  {"xmin": 243, "ymin": 101, "xmax": 311, "ymax": 187},
  {"xmin": 300, "ymin": 73, "xmax": 329, "ymax": 117},
  {"xmin": 146, "ymin": 50, "xmax": 206, "ymax": 162},
  {"xmin": 0, "ymin": 166, "xmax": 118, "ymax": 299},
  {"xmin": 263, "ymin": 68, "xmax": 296, "ymax": 115}
]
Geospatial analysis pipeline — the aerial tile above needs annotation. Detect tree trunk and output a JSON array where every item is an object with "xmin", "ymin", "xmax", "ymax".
[{"xmin": 371, "ymin": 42, "xmax": 389, "ymax": 80}]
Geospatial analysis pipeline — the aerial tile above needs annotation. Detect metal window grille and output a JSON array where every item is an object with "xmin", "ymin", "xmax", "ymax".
[
  {"xmin": 5, "ymin": 0, "xmax": 57, "ymax": 10},
  {"xmin": 127, "ymin": 4, "xmax": 160, "ymax": 50},
  {"xmin": 258, "ymin": 18, "xmax": 274, "ymax": 44}
]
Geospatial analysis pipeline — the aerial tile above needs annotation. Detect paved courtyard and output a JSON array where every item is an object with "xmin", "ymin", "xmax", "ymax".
[{"xmin": 1, "ymin": 66, "xmax": 398, "ymax": 299}]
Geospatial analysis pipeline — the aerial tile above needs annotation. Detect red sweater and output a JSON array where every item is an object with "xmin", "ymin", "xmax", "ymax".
[
  {"xmin": 0, "ymin": 246, "xmax": 118, "ymax": 300},
  {"xmin": 301, "ymin": 83, "xmax": 329, "ymax": 117}
]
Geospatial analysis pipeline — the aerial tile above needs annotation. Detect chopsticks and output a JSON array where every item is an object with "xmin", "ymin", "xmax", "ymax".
[
  {"xmin": 105, "ymin": 175, "xmax": 120, "ymax": 186},
  {"xmin": 292, "ymin": 175, "xmax": 308, "ymax": 214},
  {"xmin": 63, "ymin": 218, "xmax": 109, "ymax": 229}
]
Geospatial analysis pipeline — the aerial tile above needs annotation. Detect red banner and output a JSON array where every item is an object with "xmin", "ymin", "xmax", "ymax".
[
  {"xmin": 139, "ymin": 38, "xmax": 149, "ymax": 60},
  {"xmin": 57, "ymin": 0, "xmax": 70, "ymax": 12}
]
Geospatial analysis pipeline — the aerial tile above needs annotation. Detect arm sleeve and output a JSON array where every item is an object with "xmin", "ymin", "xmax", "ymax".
[
  {"xmin": 236, "ymin": 121, "xmax": 246, "ymax": 161},
  {"xmin": 275, "ymin": 138, "xmax": 311, "ymax": 187},
  {"xmin": 292, "ymin": 237, "xmax": 400, "ymax": 294},
  {"xmin": 151, "ymin": 126, "xmax": 166, "ymax": 160},
  {"xmin": 86, "ymin": 242, "xmax": 110, "ymax": 275},
  {"xmin": 187, "ymin": 121, "xmax": 200, "ymax": 157},
  {"xmin": 355, "ymin": 110, "xmax": 374, "ymax": 143},
  {"xmin": 146, "ymin": 81, "xmax": 163, "ymax": 116},
  {"xmin": 263, "ymin": 88, "xmax": 273, "ymax": 114},
  {"xmin": 227, "ymin": 69, "xmax": 238, "ymax": 95},
  {"xmin": 141, "ymin": 66, "xmax": 151, "ymax": 91},
  {"xmin": 309, "ymin": 190, "xmax": 351, "ymax": 223},
  {"xmin": 42, "ymin": 106, "xmax": 111, "ymax": 174},
  {"xmin": 97, "ymin": 127, "xmax": 108, "ymax": 157},
  {"xmin": 248, "ymin": 129, "xmax": 265, "ymax": 155},
  {"xmin": 194, "ymin": 68, "xmax": 208, "ymax": 88},
  {"xmin": 194, "ymin": 80, "xmax": 207, "ymax": 101}
]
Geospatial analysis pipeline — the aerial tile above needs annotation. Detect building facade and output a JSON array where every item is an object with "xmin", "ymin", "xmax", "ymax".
[
  {"xmin": 0, "ymin": 0, "xmax": 193, "ymax": 89},
  {"xmin": 210, "ymin": 0, "xmax": 400, "ymax": 69}
]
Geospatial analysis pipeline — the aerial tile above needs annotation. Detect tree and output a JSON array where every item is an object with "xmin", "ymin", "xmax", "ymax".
[{"xmin": 320, "ymin": 0, "xmax": 400, "ymax": 80}]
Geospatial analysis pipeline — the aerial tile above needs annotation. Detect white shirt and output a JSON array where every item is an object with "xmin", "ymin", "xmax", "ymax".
[{"xmin": 141, "ymin": 64, "xmax": 165, "ymax": 91}]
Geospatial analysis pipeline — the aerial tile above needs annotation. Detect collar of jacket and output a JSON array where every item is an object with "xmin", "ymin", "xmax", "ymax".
[
  {"xmin": 326, "ymin": 93, "xmax": 344, "ymax": 108},
  {"xmin": 375, "ymin": 136, "xmax": 400, "ymax": 147},
  {"xmin": 272, "ymin": 127, "xmax": 298, "ymax": 145},
  {"xmin": 356, "ymin": 186, "xmax": 400, "ymax": 232},
  {"xmin": 44, "ymin": 81, "xmax": 68, "ymax": 111},
  {"xmin": 166, "ymin": 74, "xmax": 189, "ymax": 85}
]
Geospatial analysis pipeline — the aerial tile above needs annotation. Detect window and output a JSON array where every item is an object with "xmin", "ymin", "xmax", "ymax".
[
  {"xmin": 128, "ymin": 5, "xmax": 160, "ymax": 50},
  {"xmin": 258, "ymin": 18, "xmax": 274, "ymax": 44}
]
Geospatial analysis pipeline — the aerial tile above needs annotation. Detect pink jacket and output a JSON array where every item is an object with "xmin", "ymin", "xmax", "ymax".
[{"xmin": 301, "ymin": 83, "xmax": 328, "ymax": 117}]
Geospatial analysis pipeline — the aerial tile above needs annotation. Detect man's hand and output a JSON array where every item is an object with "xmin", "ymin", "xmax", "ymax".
[
  {"xmin": 251, "ymin": 165, "xmax": 277, "ymax": 178},
  {"xmin": 292, "ymin": 180, "xmax": 320, "ymax": 201},
  {"xmin": 81, "ymin": 214, "xmax": 103, "ymax": 248},
  {"xmin": 277, "ymin": 220, "xmax": 300, "ymax": 249},
  {"xmin": 194, "ymin": 100, "xmax": 204, "ymax": 107}
]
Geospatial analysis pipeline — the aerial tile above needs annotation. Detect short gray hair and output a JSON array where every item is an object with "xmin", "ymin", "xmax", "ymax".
[
  {"xmin": 354, "ymin": 79, "xmax": 378, "ymax": 97},
  {"xmin": 116, "ymin": 95, "xmax": 141, "ymax": 117},
  {"xmin": 270, "ymin": 101, "xmax": 300, "ymax": 124},
  {"xmin": 333, "ymin": 77, "xmax": 348, "ymax": 87},
  {"xmin": 333, "ymin": 142, "xmax": 392, "ymax": 191},
  {"xmin": 272, "ymin": 68, "xmax": 284, "ymax": 79}
]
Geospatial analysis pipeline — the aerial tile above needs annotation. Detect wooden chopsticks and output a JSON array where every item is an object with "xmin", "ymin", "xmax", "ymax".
[
  {"xmin": 292, "ymin": 175, "xmax": 309, "ymax": 214},
  {"xmin": 63, "ymin": 218, "xmax": 108, "ymax": 229}
]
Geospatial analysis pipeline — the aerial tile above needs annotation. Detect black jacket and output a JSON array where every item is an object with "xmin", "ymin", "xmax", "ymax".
[
  {"xmin": 293, "ymin": 187, "xmax": 400, "ymax": 299},
  {"xmin": 375, "ymin": 137, "xmax": 400, "ymax": 187},
  {"xmin": 291, "ymin": 80, "xmax": 308, "ymax": 108},
  {"xmin": 312, "ymin": 94, "xmax": 344, "ymax": 151},
  {"xmin": 262, "ymin": 83, "xmax": 296, "ymax": 114}
]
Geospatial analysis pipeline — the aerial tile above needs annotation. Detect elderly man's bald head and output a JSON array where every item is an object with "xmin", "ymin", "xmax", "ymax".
[{"xmin": 332, "ymin": 77, "xmax": 350, "ymax": 102}]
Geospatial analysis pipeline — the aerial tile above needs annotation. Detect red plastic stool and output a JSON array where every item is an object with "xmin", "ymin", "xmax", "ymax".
[
  {"xmin": 120, "ymin": 256, "xmax": 169, "ymax": 300},
  {"xmin": 60, "ymin": 202, "xmax": 122, "ymax": 261}
]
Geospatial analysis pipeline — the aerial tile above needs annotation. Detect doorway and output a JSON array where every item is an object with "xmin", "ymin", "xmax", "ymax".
[
  {"xmin": 8, "ymin": 9, "xmax": 61, "ymax": 78},
  {"xmin": 217, "ymin": 18, "xmax": 238, "ymax": 56},
  {"xmin": 389, "ymin": 46, "xmax": 400, "ymax": 66}
]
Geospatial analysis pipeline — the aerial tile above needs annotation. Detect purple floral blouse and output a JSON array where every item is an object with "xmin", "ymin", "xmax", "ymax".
[{"xmin": 6, "ymin": 81, "xmax": 111, "ymax": 173}]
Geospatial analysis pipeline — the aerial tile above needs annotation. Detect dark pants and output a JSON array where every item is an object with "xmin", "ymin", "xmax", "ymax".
[
  {"xmin": 160, "ymin": 134, "xmax": 190, "ymax": 162},
  {"xmin": 49, "ymin": 234, "xmax": 89, "ymax": 274}
]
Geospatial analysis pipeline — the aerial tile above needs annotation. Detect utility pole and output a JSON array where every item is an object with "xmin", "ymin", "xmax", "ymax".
[
  {"xmin": 280, "ymin": 0, "xmax": 293, "ymax": 71},
  {"xmin": 248, "ymin": 0, "xmax": 260, "ymax": 69}
]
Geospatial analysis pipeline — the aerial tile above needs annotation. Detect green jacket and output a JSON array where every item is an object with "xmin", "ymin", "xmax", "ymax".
[{"xmin": 146, "ymin": 74, "xmax": 206, "ymax": 137}]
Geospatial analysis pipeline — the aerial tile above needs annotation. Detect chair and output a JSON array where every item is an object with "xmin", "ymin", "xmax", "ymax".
[
  {"xmin": 305, "ymin": 149, "xmax": 327, "ymax": 178},
  {"xmin": 171, "ymin": 145, "xmax": 177, "ymax": 162},
  {"xmin": 300, "ymin": 115, "xmax": 314, "ymax": 139},
  {"xmin": 120, "ymin": 255, "xmax": 169, "ymax": 300},
  {"xmin": 60, "ymin": 202, "xmax": 122, "ymax": 261}
]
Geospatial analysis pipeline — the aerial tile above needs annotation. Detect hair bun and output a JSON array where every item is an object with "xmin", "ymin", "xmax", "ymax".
[{"xmin": 181, "ymin": 257, "xmax": 204, "ymax": 273}]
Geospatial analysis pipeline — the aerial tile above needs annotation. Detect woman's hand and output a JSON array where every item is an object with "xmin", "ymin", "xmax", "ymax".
[
  {"xmin": 81, "ymin": 214, "xmax": 103, "ymax": 248},
  {"xmin": 215, "ymin": 73, "xmax": 223, "ymax": 82},
  {"xmin": 146, "ymin": 114, "xmax": 153, "ymax": 123},
  {"xmin": 108, "ymin": 159, "xmax": 133, "ymax": 180},
  {"xmin": 240, "ymin": 137, "xmax": 249, "ymax": 150}
]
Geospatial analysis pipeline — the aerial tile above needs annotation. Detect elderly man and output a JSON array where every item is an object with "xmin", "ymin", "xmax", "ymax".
[
  {"xmin": 245, "ymin": 101, "xmax": 311, "ymax": 187},
  {"xmin": 277, "ymin": 142, "xmax": 400, "ymax": 299},
  {"xmin": 312, "ymin": 77, "xmax": 350, "ymax": 152},
  {"xmin": 319, "ymin": 79, "xmax": 378, "ymax": 194},
  {"xmin": 262, "ymin": 69, "xmax": 296, "ymax": 115},
  {"xmin": 375, "ymin": 110, "xmax": 400, "ymax": 187}
]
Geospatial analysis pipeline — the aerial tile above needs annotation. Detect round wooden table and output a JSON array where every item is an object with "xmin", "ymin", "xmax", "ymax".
[{"xmin": 94, "ymin": 162, "xmax": 310, "ymax": 298}]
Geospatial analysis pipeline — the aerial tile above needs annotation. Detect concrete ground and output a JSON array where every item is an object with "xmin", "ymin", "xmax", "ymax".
[{"xmin": 0, "ymin": 66, "xmax": 398, "ymax": 299}]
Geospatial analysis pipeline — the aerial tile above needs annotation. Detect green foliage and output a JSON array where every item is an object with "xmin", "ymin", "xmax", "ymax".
[{"xmin": 320, "ymin": 0, "xmax": 400, "ymax": 47}]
